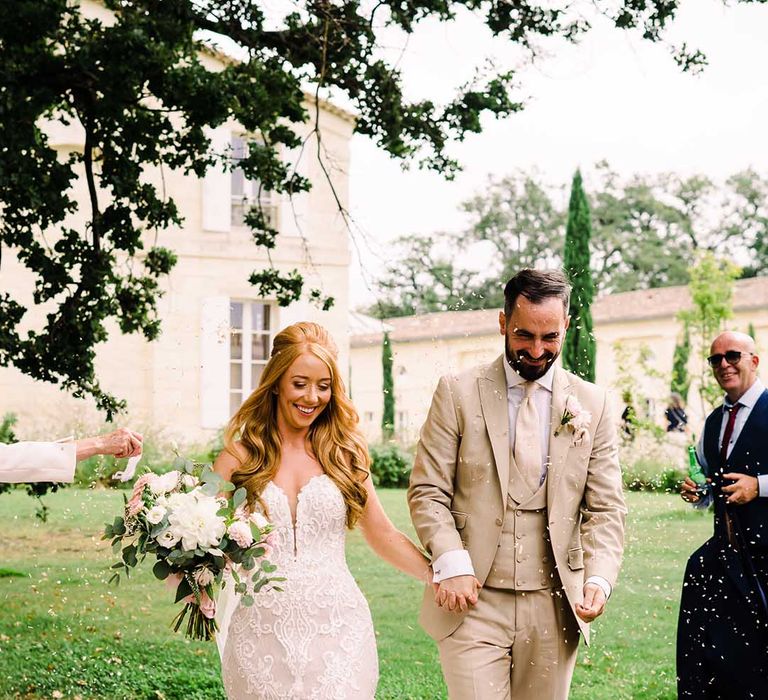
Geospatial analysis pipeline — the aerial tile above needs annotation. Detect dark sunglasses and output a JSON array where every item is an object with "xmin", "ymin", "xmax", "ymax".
[{"xmin": 707, "ymin": 350, "xmax": 753, "ymax": 368}]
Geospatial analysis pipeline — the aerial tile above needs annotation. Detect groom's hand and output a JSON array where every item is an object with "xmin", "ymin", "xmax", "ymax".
[
  {"xmin": 435, "ymin": 575, "xmax": 481, "ymax": 612},
  {"xmin": 575, "ymin": 583, "xmax": 606, "ymax": 623}
]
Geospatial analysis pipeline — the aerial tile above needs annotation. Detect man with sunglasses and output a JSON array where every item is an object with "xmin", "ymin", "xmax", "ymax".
[{"xmin": 677, "ymin": 331, "xmax": 768, "ymax": 699}]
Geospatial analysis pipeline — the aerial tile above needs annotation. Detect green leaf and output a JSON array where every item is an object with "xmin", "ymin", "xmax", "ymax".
[
  {"xmin": 174, "ymin": 576, "xmax": 193, "ymax": 604},
  {"xmin": 241, "ymin": 594, "xmax": 254, "ymax": 607},
  {"xmin": 199, "ymin": 482, "xmax": 219, "ymax": 498},
  {"xmin": 122, "ymin": 544, "xmax": 138, "ymax": 568},
  {"xmin": 260, "ymin": 561, "xmax": 277, "ymax": 574},
  {"xmin": 152, "ymin": 559, "xmax": 171, "ymax": 581},
  {"xmin": 232, "ymin": 487, "xmax": 247, "ymax": 509}
]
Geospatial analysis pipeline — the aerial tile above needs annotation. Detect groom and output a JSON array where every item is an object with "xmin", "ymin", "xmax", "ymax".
[{"xmin": 408, "ymin": 268, "xmax": 626, "ymax": 699}]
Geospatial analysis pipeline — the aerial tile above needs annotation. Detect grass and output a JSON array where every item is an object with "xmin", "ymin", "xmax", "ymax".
[{"xmin": 0, "ymin": 489, "xmax": 712, "ymax": 699}]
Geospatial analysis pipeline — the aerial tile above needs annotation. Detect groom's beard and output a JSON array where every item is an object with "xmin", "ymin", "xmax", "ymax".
[{"xmin": 505, "ymin": 344, "xmax": 558, "ymax": 381}]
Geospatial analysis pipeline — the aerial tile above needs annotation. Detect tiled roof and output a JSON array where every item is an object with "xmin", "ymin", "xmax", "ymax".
[{"xmin": 350, "ymin": 276, "xmax": 768, "ymax": 346}]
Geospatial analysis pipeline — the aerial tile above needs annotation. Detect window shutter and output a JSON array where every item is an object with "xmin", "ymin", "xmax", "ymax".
[
  {"xmin": 200, "ymin": 296, "xmax": 231, "ymax": 429},
  {"xmin": 202, "ymin": 127, "xmax": 232, "ymax": 233}
]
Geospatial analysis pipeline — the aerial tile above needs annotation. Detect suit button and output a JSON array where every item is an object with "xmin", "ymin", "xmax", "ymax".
[
  {"xmin": 516, "ymin": 532, "xmax": 523, "ymax": 540},
  {"xmin": 495, "ymin": 517, "xmax": 503, "ymax": 526},
  {"xmin": 515, "ymin": 510, "xmax": 522, "ymax": 517}
]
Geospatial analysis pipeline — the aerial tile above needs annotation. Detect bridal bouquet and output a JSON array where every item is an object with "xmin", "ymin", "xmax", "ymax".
[{"xmin": 103, "ymin": 458, "xmax": 281, "ymax": 641}]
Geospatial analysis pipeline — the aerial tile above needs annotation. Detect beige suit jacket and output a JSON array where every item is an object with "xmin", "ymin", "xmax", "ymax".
[
  {"xmin": 0, "ymin": 442, "xmax": 76, "ymax": 483},
  {"xmin": 407, "ymin": 357, "xmax": 626, "ymax": 643}
]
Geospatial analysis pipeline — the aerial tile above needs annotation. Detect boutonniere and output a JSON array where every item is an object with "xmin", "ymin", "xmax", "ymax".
[{"xmin": 554, "ymin": 395, "xmax": 592, "ymax": 446}]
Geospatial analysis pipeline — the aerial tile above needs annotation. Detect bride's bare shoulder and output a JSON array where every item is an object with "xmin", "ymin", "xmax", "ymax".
[{"xmin": 213, "ymin": 440, "xmax": 249, "ymax": 481}]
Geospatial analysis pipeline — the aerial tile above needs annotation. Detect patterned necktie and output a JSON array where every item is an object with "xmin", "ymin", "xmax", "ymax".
[
  {"xmin": 719, "ymin": 403, "xmax": 742, "ymax": 463},
  {"xmin": 514, "ymin": 381, "xmax": 542, "ymax": 492}
]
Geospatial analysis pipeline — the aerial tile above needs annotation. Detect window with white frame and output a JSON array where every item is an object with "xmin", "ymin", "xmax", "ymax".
[
  {"xmin": 231, "ymin": 135, "xmax": 279, "ymax": 230},
  {"xmin": 229, "ymin": 301, "xmax": 273, "ymax": 416}
]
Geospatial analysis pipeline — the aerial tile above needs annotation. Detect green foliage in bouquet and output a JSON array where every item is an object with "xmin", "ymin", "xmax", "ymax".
[{"xmin": 103, "ymin": 456, "xmax": 283, "ymax": 641}]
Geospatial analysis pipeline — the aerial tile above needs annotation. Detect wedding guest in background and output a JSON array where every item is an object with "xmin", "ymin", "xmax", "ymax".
[
  {"xmin": 678, "ymin": 331, "xmax": 768, "ymax": 698},
  {"xmin": 665, "ymin": 392, "xmax": 689, "ymax": 434},
  {"xmin": 0, "ymin": 428, "xmax": 143, "ymax": 483}
]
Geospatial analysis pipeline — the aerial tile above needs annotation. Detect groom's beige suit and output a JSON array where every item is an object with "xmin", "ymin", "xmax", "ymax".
[{"xmin": 408, "ymin": 356, "xmax": 626, "ymax": 699}]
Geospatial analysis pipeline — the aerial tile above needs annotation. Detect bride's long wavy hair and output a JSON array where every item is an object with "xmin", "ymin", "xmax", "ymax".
[{"xmin": 224, "ymin": 322, "xmax": 370, "ymax": 527}]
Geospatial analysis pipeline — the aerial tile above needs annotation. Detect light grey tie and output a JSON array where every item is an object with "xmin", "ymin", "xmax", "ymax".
[{"xmin": 514, "ymin": 381, "xmax": 542, "ymax": 492}]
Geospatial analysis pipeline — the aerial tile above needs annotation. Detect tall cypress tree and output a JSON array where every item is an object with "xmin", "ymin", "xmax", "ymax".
[
  {"xmin": 562, "ymin": 169, "xmax": 596, "ymax": 382},
  {"xmin": 670, "ymin": 321, "xmax": 691, "ymax": 400},
  {"xmin": 381, "ymin": 331, "xmax": 395, "ymax": 440}
]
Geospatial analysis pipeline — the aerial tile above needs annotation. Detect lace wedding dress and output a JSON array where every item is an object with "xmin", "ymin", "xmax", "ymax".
[{"xmin": 221, "ymin": 474, "xmax": 379, "ymax": 699}]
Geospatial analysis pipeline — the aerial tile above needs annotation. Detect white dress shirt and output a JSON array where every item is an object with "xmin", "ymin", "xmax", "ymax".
[
  {"xmin": 432, "ymin": 361, "xmax": 612, "ymax": 598},
  {"xmin": 695, "ymin": 378, "xmax": 768, "ymax": 497}
]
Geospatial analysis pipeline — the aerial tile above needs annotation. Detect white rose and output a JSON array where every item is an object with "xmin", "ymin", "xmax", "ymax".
[
  {"xmin": 194, "ymin": 567, "xmax": 215, "ymax": 587},
  {"xmin": 249, "ymin": 512, "xmax": 269, "ymax": 529},
  {"xmin": 570, "ymin": 410, "xmax": 592, "ymax": 431},
  {"xmin": 146, "ymin": 505, "xmax": 167, "ymax": 525},
  {"xmin": 157, "ymin": 529, "xmax": 180, "ymax": 548},
  {"xmin": 181, "ymin": 474, "xmax": 199, "ymax": 489},
  {"xmin": 149, "ymin": 471, "xmax": 181, "ymax": 495},
  {"xmin": 565, "ymin": 395, "xmax": 584, "ymax": 415},
  {"xmin": 165, "ymin": 490, "xmax": 226, "ymax": 551},
  {"xmin": 228, "ymin": 521, "xmax": 254, "ymax": 548}
]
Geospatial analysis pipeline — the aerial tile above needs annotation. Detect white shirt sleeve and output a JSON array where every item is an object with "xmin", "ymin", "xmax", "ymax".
[
  {"xmin": 431, "ymin": 549, "xmax": 475, "ymax": 583},
  {"xmin": 585, "ymin": 575, "xmax": 612, "ymax": 599},
  {"xmin": 0, "ymin": 442, "xmax": 77, "ymax": 483},
  {"xmin": 758, "ymin": 475, "xmax": 768, "ymax": 498}
]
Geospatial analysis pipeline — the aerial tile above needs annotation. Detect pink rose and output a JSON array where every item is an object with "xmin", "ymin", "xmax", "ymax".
[
  {"xmin": 198, "ymin": 591, "xmax": 216, "ymax": 619},
  {"xmin": 126, "ymin": 473, "xmax": 157, "ymax": 517},
  {"xmin": 228, "ymin": 521, "xmax": 254, "ymax": 548}
]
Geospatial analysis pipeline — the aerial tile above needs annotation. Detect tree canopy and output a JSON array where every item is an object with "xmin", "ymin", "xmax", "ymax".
[
  {"xmin": 1, "ymin": 0, "xmax": 758, "ymax": 415},
  {"xmin": 370, "ymin": 164, "xmax": 768, "ymax": 317}
]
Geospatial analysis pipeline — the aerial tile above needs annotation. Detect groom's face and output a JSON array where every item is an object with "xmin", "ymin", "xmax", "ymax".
[{"xmin": 499, "ymin": 295, "xmax": 569, "ymax": 381}]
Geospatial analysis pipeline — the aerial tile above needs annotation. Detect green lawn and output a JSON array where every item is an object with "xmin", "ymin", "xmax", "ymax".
[{"xmin": 0, "ymin": 489, "xmax": 711, "ymax": 699}]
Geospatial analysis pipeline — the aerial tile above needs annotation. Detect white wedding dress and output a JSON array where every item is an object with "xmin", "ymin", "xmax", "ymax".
[{"xmin": 220, "ymin": 474, "xmax": 379, "ymax": 699}]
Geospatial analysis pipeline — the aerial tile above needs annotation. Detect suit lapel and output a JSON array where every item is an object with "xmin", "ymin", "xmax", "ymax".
[
  {"xmin": 478, "ymin": 356, "xmax": 510, "ymax": 499},
  {"xmin": 547, "ymin": 366, "xmax": 573, "ymax": 510}
]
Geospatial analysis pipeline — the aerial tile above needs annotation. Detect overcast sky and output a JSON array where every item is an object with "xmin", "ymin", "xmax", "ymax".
[{"xmin": 346, "ymin": 0, "xmax": 768, "ymax": 305}]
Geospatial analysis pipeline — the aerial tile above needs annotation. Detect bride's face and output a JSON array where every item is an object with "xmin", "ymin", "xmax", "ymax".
[{"xmin": 275, "ymin": 351, "xmax": 332, "ymax": 431}]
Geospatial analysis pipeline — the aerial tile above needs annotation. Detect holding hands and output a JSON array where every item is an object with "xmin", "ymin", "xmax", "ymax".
[
  {"xmin": 575, "ymin": 582, "xmax": 606, "ymax": 623},
  {"xmin": 434, "ymin": 574, "xmax": 482, "ymax": 613}
]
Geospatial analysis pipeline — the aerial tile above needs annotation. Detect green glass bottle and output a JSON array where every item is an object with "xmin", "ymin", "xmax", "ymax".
[{"xmin": 688, "ymin": 445, "xmax": 706, "ymax": 486}]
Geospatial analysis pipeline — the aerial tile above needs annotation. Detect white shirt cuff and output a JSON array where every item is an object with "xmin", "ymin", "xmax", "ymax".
[
  {"xmin": 431, "ymin": 549, "xmax": 475, "ymax": 583},
  {"xmin": 585, "ymin": 575, "xmax": 612, "ymax": 599},
  {"xmin": 759, "ymin": 475, "xmax": 768, "ymax": 497}
]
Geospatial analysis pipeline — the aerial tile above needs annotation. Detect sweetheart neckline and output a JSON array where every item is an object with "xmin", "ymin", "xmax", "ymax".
[{"xmin": 267, "ymin": 473, "xmax": 329, "ymax": 529}]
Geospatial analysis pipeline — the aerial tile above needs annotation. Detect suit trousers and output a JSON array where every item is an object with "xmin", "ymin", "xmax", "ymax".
[{"xmin": 437, "ymin": 586, "xmax": 580, "ymax": 700}]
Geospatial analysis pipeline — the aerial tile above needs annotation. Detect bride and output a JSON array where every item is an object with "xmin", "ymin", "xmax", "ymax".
[{"xmin": 214, "ymin": 321, "xmax": 431, "ymax": 699}]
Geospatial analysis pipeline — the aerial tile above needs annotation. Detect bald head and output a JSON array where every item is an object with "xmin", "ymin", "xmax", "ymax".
[
  {"xmin": 709, "ymin": 331, "xmax": 756, "ymax": 356},
  {"xmin": 709, "ymin": 331, "xmax": 759, "ymax": 403}
]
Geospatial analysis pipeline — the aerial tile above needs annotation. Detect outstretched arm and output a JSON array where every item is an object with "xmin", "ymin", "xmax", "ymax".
[{"xmin": 357, "ymin": 476, "xmax": 432, "ymax": 583}]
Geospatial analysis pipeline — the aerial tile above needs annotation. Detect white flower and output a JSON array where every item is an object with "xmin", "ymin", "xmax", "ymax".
[
  {"xmin": 146, "ymin": 505, "xmax": 167, "ymax": 525},
  {"xmin": 149, "ymin": 470, "xmax": 181, "ymax": 495},
  {"xmin": 228, "ymin": 521, "xmax": 254, "ymax": 548},
  {"xmin": 194, "ymin": 567, "xmax": 215, "ymax": 587},
  {"xmin": 181, "ymin": 474, "xmax": 199, "ymax": 489},
  {"xmin": 249, "ymin": 512, "xmax": 269, "ymax": 529},
  {"xmin": 556, "ymin": 395, "xmax": 592, "ymax": 439},
  {"xmin": 157, "ymin": 529, "xmax": 180, "ymax": 548},
  {"xmin": 165, "ymin": 490, "xmax": 226, "ymax": 551}
]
